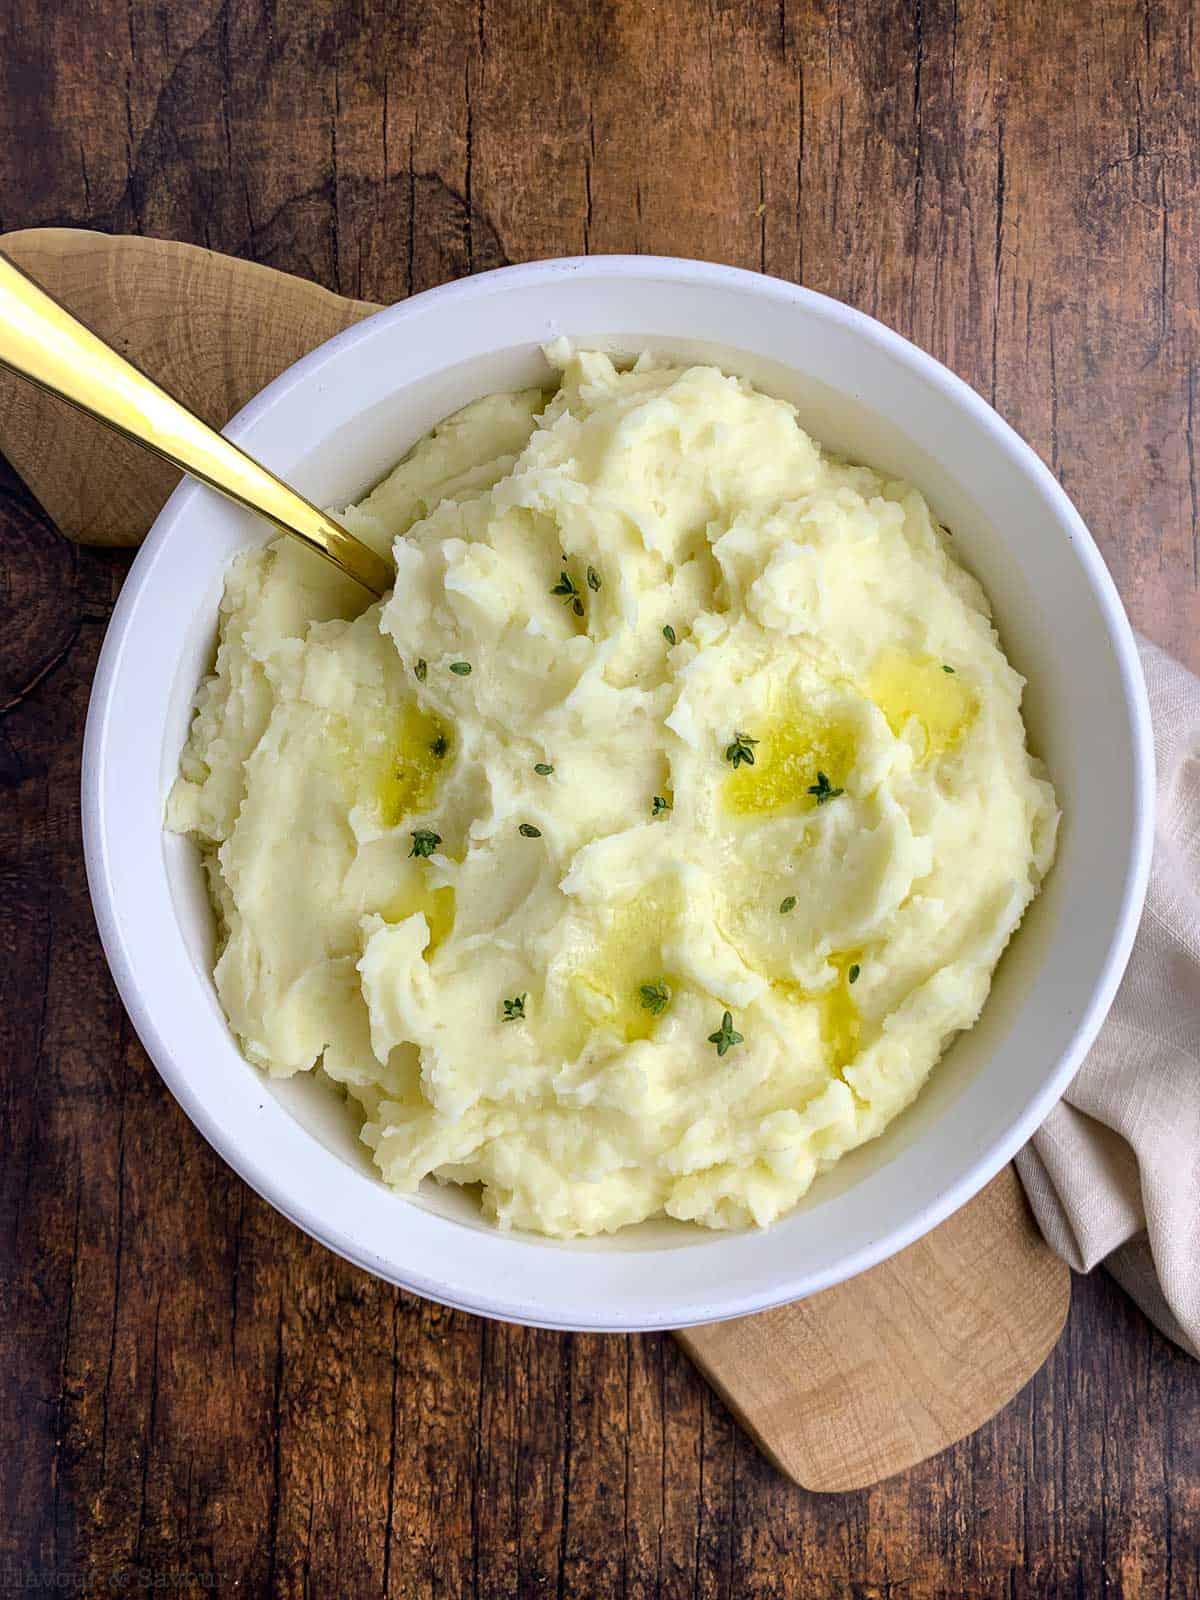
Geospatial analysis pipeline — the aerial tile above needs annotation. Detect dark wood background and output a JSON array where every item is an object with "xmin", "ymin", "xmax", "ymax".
[{"xmin": 2, "ymin": 1, "xmax": 1198, "ymax": 1595}]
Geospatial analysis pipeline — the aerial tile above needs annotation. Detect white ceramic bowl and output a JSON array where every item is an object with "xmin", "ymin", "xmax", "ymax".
[{"xmin": 82, "ymin": 257, "xmax": 1154, "ymax": 1331}]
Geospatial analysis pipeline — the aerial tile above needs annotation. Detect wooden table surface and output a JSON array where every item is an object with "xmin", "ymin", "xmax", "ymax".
[{"xmin": 2, "ymin": 2, "xmax": 1198, "ymax": 1595}]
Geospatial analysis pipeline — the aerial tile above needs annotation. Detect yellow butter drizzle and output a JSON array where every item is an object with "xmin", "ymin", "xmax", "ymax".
[
  {"xmin": 724, "ymin": 704, "xmax": 857, "ymax": 816},
  {"xmin": 374, "ymin": 702, "xmax": 451, "ymax": 827},
  {"xmin": 864, "ymin": 649, "xmax": 974, "ymax": 762},
  {"xmin": 820, "ymin": 950, "xmax": 863, "ymax": 1073},
  {"xmin": 774, "ymin": 949, "xmax": 862, "ymax": 1076},
  {"xmin": 379, "ymin": 882, "xmax": 457, "ymax": 955},
  {"xmin": 570, "ymin": 893, "xmax": 678, "ymax": 1043},
  {"xmin": 326, "ymin": 700, "xmax": 451, "ymax": 826}
]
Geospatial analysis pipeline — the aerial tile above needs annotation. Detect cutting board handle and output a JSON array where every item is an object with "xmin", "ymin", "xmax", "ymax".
[{"xmin": 0, "ymin": 227, "xmax": 1070, "ymax": 1490}]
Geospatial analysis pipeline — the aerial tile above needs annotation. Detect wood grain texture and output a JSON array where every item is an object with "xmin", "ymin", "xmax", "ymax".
[
  {"xmin": 0, "ymin": 230, "xmax": 376, "ymax": 544},
  {"xmin": 0, "ymin": 224, "xmax": 1073, "ymax": 1494},
  {"xmin": 2, "ymin": 0, "xmax": 1199, "ymax": 1595},
  {"xmin": 680, "ymin": 1167, "xmax": 1070, "ymax": 1493}
]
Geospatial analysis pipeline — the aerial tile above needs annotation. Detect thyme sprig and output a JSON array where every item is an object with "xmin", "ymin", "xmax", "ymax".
[
  {"xmin": 807, "ymin": 771, "xmax": 843, "ymax": 805},
  {"xmin": 639, "ymin": 982, "xmax": 671, "ymax": 1016},
  {"xmin": 551, "ymin": 570, "xmax": 585, "ymax": 617},
  {"xmin": 724, "ymin": 731, "xmax": 758, "ymax": 770},
  {"xmin": 707, "ymin": 1011, "xmax": 744, "ymax": 1057}
]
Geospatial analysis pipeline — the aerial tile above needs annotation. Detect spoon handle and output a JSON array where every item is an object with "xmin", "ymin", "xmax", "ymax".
[{"xmin": 0, "ymin": 250, "xmax": 391, "ymax": 596}]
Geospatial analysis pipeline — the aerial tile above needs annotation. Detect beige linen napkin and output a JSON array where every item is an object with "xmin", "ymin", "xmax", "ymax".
[{"xmin": 1016, "ymin": 638, "xmax": 1200, "ymax": 1358}]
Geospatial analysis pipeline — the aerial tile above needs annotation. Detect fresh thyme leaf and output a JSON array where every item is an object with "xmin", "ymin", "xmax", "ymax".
[
  {"xmin": 551, "ymin": 570, "xmax": 587, "ymax": 620},
  {"xmin": 779, "ymin": 895, "xmax": 797, "ymax": 914},
  {"xmin": 502, "ymin": 994, "xmax": 527, "ymax": 1021},
  {"xmin": 553, "ymin": 568, "xmax": 590, "ymax": 617},
  {"xmin": 707, "ymin": 1011, "xmax": 744, "ymax": 1057},
  {"xmin": 534, "ymin": 762, "xmax": 554, "ymax": 776},
  {"xmin": 518, "ymin": 823, "xmax": 542, "ymax": 838},
  {"xmin": 848, "ymin": 963, "xmax": 861, "ymax": 985},
  {"xmin": 639, "ymin": 981, "xmax": 671, "ymax": 1015},
  {"xmin": 942, "ymin": 663, "xmax": 956, "ymax": 674},
  {"xmin": 652, "ymin": 795, "xmax": 671, "ymax": 816},
  {"xmin": 806, "ymin": 771, "xmax": 844, "ymax": 804},
  {"xmin": 724, "ymin": 731, "xmax": 758, "ymax": 769},
  {"xmin": 409, "ymin": 829, "xmax": 441, "ymax": 858},
  {"xmin": 429, "ymin": 735, "xmax": 448, "ymax": 759},
  {"xmin": 662, "ymin": 624, "xmax": 677, "ymax": 646},
  {"xmin": 449, "ymin": 661, "xmax": 472, "ymax": 676},
  {"xmin": 414, "ymin": 658, "xmax": 427, "ymax": 682}
]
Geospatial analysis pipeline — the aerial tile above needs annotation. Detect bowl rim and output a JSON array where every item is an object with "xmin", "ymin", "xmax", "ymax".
[{"xmin": 82, "ymin": 254, "xmax": 1155, "ymax": 1330}]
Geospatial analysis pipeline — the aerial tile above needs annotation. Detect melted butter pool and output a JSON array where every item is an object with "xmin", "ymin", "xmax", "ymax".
[
  {"xmin": 375, "ymin": 703, "xmax": 451, "ymax": 826},
  {"xmin": 774, "ymin": 949, "xmax": 863, "ymax": 1076},
  {"xmin": 327, "ymin": 700, "xmax": 452, "ymax": 827},
  {"xmin": 865, "ymin": 649, "xmax": 974, "ymax": 761},
  {"xmin": 380, "ymin": 882, "xmax": 457, "ymax": 954},
  {"xmin": 570, "ymin": 893, "xmax": 678, "ymax": 1043},
  {"xmin": 724, "ymin": 704, "xmax": 858, "ymax": 816}
]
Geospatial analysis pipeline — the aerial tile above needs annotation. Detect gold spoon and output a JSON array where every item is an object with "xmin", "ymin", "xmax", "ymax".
[{"xmin": 0, "ymin": 250, "xmax": 393, "ymax": 596}]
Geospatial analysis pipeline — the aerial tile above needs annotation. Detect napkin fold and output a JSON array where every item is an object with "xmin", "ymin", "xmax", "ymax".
[{"xmin": 1016, "ymin": 639, "xmax": 1200, "ymax": 1358}]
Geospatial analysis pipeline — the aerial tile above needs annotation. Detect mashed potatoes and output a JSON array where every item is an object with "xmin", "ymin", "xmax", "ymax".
[{"xmin": 168, "ymin": 347, "xmax": 1058, "ymax": 1237}]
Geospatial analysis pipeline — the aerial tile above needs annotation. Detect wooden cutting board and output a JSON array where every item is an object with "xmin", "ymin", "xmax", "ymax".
[{"xmin": 0, "ymin": 226, "xmax": 1071, "ymax": 1492}]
